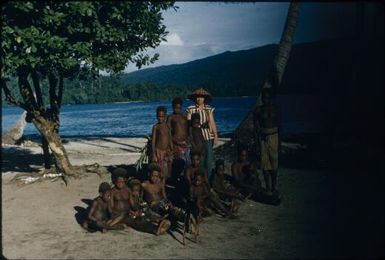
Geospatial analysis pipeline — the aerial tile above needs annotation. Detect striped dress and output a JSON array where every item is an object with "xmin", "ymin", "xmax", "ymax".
[{"xmin": 186, "ymin": 104, "xmax": 215, "ymax": 141}]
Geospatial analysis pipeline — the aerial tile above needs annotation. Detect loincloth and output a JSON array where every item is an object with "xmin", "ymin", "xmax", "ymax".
[{"xmin": 259, "ymin": 127, "xmax": 278, "ymax": 170}]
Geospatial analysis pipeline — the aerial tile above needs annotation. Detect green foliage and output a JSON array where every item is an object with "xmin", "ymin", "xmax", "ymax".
[{"xmin": 1, "ymin": 1, "xmax": 175, "ymax": 78}]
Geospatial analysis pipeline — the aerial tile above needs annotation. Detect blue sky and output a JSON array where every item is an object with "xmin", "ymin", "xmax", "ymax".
[{"xmin": 124, "ymin": 2, "xmax": 359, "ymax": 73}]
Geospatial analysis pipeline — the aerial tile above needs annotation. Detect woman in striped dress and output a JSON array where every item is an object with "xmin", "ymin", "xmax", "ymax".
[{"xmin": 186, "ymin": 88, "xmax": 218, "ymax": 179}]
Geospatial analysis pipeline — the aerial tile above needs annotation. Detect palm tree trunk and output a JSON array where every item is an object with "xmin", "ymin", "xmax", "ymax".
[{"xmin": 233, "ymin": 1, "xmax": 301, "ymax": 146}]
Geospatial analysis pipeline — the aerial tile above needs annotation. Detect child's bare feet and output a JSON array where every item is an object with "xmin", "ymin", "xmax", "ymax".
[{"xmin": 156, "ymin": 219, "xmax": 171, "ymax": 236}]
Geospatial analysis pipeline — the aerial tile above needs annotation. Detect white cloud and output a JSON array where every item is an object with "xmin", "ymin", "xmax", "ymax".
[{"xmin": 160, "ymin": 32, "xmax": 184, "ymax": 46}]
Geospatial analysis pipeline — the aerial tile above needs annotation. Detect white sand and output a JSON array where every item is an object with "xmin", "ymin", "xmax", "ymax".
[{"xmin": 2, "ymin": 137, "xmax": 380, "ymax": 259}]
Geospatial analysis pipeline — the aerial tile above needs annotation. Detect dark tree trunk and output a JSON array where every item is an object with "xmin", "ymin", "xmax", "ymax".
[
  {"xmin": 233, "ymin": 1, "xmax": 301, "ymax": 148},
  {"xmin": 15, "ymin": 66, "xmax": 74, "ymax": 176},
  {"xmin": 31, "ymin": 114, "xmax": 74, "ymax": 175}
]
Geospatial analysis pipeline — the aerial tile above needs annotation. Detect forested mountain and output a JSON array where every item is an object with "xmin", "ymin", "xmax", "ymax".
[{"xmin": 3, "ymin": 37, "xmax": 373, "ymax": 106}]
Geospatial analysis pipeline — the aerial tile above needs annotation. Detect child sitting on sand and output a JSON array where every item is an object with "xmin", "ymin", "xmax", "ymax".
[
  {"xmin": 82, "ymin": 182, "xmax": 124, "ymax": 232},
  {"xmin": 238, "ymin": 163, "xmax": 264, "ymax": 199},
  {"xmin": 189, "ymin": 169, "xmax": 235, "ymax": 221},
  {"xmin": 167, "ymin": 97, "xmax": 190, "ymax": 165},
  {"xmin": 126, "ymin": 179, "xmax": 171, "ymax": 236},
  {"xmin": 142, "ymin": 164, "xmax": 185, "ymax": 221},
  {"xmin": 231, "ymin": 145, "xmax": 251, "ymax": 188},
  {"xmin": 211, "ymin": 159, "xmax": 244, "ymax": 214},
  {"xmin": 185, "ymin": 151, "xmax": 209, "ymax": 186},
  {"xmin": 111, "ymin": 168, "xmax": 131, "ymax": 219},
  {"xmin": 152, "ymin": 106, "xmax": 173, "ymax": 179}
]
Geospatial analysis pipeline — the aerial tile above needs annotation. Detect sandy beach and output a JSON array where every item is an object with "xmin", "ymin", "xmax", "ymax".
[{"xmin": 2, "ymin": 137, "xmax": 384, "ymax": 259}]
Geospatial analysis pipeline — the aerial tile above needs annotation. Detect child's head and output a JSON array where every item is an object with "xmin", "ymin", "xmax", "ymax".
[
  {"xmin": 113, "ymin": 168, "xmax": 127, "ymax": 189},
  {"xmin": 215, "ymin": 159, "xmax": 225, "ymax": 175},
  {"xmin": 190, "ymin": 150, "xmax": 201, "ymax": 167},
  {"xmin": 148, "ymin": 163, "xmax": 162, "ymax": 184},
  {"xmin": 156, "ymin": 106, "xmax": 167, "ymax": 123},
  {"xmin": 193, "ymin": 169, "xmax": 205, "ymax": 186},
  {"xmin": 191, "ymin": 113, "xmax": 200, "ymax": 128},
  {"xmin": 238, "ymin": 145, "xmax": 249, "ymax": 163},
  {"xmin": 98, "ymin": 182, "xmax": 112, "ymax": 201},
  {"xmin": 128, "ymin": 179, "xmax": 142, "ymax": 196},
  {"xmin": 172, "ymin": 97, "xmax": 183, "ymax": 114}
]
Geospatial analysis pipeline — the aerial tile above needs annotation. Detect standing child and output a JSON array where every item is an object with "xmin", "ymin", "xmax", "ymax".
[
  {"xmin": 82, "ymin": 182, "xmax": 124, "ymax": 232},
  {"xmin": 189, "ymin": 113, "xmax": 206, "ymax": 163},
  {"xmin": 152, "ymin": 106, "xmax": 173, "ymax": 179},
  {"xmin": 167, "ymin": 97, "xmax": 190, "ymax": 165}
]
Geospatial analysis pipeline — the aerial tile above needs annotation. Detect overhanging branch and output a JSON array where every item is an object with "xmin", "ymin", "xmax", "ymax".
[{"xmin": 1, "ymin": 78, "xmax": 29, "ymax": 110}]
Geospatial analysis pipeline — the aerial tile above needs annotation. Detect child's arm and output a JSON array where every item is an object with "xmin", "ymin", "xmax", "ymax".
[
  {"xmin": 168, "ymin": 124, "xmax": 173, "ymax": 152},
  {"xmin": 161, "ymin": 180, "xmax": 168, "ymax": 201},
  {"xmin": 151, "ymin": 125, "xmax": 157, "ymax": 161},
  {"xmin": 88, "ymin": 200, "xmax": 99, "ymax": 222},
  {"xmin": 208, "ymin": 108, "xmax": 218, "ymax": 144}
]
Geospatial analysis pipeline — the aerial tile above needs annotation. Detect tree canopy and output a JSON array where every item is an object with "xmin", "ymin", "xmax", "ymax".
[
  {"xmin": 1, "ymin": 1, "xmax": 175, "ymax": 78},
  {"xmin": 1, "ymin": 1, "xmax": 176, "ymax": 178}
]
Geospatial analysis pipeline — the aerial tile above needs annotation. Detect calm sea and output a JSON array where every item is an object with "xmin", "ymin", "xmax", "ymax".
[{"xmin": 1, "ymin": 96, "xmax": 331, "ymax": 138}]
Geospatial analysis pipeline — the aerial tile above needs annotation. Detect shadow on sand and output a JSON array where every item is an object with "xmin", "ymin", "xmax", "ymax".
[{"xmin": 1, "ymin": 146, "xmax": 46, "ymax": 173}]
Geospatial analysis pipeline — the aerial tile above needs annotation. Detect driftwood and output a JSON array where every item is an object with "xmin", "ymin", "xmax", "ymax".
[
  {"xmin": 2, "ymin": 111, "xmax": 27, "ymax": 145},
  {"xmin": 10, "ymin": 163, "xmax": 109, "ymax": 186}
]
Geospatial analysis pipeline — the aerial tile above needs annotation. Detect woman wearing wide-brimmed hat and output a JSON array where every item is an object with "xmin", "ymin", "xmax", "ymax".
[{"xmin": 186, "ymin": 88, "xmax": 218, "ymax": 179}]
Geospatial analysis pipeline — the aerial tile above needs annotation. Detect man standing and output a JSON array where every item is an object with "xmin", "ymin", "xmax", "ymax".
[{"xmin": 253, "ymin": 88, "xmax": 281, "ymax": 196}]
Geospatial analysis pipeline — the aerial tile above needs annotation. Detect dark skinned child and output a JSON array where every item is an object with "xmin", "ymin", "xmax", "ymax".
[
  {"xmin": 82, "ymin": 182, "xmax": 124, "ymax": 232},
  {"xmin": 167, "ymin": 97, "xmax": 190, "ymax": 165},
  {"xmin": 152, "ymin": 106, "xmax": 173, "ymax": 179},
  {"xmin": 141, "ymin": 164, "xmax": 185, "ymax": 221},
  {"xmin": 126, "ymin": 179, "xmax": 171, "ymax": 236}
]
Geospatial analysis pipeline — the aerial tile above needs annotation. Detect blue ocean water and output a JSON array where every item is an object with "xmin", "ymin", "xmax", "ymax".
[{"xmin": 1, "ymin": 96, "xmax": 330, "ymax": 138}]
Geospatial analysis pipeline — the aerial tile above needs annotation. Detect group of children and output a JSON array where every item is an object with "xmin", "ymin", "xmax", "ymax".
[{"xmin": 83, "ymin": 97, "xmax": 267, "ymax": 234}]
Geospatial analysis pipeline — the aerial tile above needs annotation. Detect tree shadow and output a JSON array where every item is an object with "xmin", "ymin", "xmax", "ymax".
[{"xmin": 1, "ymin": 146, "xmax": 45, "ymax": 173}]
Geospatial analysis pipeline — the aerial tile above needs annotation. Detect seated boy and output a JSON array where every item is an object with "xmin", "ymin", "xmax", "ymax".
[
  {"xmin": 211, "ymin": 159, "xmax": 244, "ymax": 214},
  {"xmin": 82, "ymin": 182, "xmax": 124, "ymax": 232},
  {"xmin": 126, "ymin": 179, "xmax": 171, "ymax": 236},
  {"xmin": 190, "ymin": 169, "xmax": 235, "ymax": 221},
  {"xmin": 231, "ymin": 145, "xmax": 251, "ymax": 188},
  {"xmin": 142, "ymin": 164, "xmax": 185, "ymax": 221},
  {"xmin": 238, "ymin": 163, "xmax": 264, "ymax": 199},
  {"xmin": 152, "ymin": 106, "xmax": 173, "ymax": 179},
  {"xmin": 185, "ymin": 151, "xmax": 209, "ymax": 186},
  {"xmin": 111, "ymin": 168, "xmax": 131, "ymax": 219}
]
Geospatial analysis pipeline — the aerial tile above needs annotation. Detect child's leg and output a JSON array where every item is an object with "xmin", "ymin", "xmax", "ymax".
[
  {"xmin": 271, "ymin": 170, "xmax": 277, "ymax": 192},
  {"xmin": 263, "ymin": 170, "xmax": 272, "ymax": 192}
]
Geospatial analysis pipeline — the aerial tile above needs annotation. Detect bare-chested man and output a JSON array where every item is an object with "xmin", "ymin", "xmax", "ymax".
[
  {"xmin": 253, "ymin": 88, "xmax": 281, "ymax": 196},
  {"xmin": 142, "ymin": 164, "xmax": 185, "ymax": 221},
  {"xmin": 152, "ymin": 106, "xmax": 173, "ymax": 179},
  {"xmin": 111, "ymin": 168, "xmax": 131, "ymax": 219},
  {"xmin": 167, "ymin": 97, "xmax": 190, "ymax": 165},
  {"xmin": 82, "ymin": 182, "xmax": 124, "ymax": 232}
]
